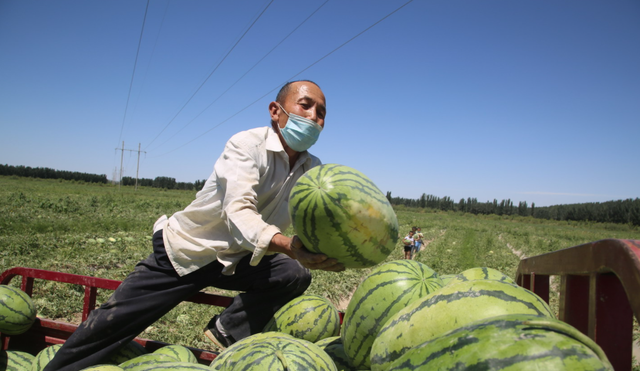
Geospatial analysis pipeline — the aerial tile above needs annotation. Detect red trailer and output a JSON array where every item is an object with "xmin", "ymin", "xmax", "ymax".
[
  {"xmin": 2, "ymin": 238, "xmax": 639, "ymax": 369},
  {"xmin": 516, "ymin": 238, "xmax": 640, "ymax": 371}
]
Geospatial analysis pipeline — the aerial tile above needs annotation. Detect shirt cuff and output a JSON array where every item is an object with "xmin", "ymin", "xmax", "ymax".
[{"xmin": 250, "ymin": 225, "xmax": 281, "ymax": 266}]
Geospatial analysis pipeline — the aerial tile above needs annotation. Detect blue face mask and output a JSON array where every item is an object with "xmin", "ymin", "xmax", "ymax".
[{"xmin": 277, "ymin": 103, "xmax": 323, "ymax": 152}]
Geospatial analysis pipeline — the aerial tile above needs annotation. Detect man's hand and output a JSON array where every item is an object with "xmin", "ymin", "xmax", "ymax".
[
  {"xmin": 269, "ymin": 233, "xmax": 345, "ymax": 272},
  {"xmin": 289, "ymin": 236, "xmax": 345, "ymax": 272}
]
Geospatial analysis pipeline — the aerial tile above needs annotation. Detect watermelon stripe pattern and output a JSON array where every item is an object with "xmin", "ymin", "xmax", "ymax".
[
  {"xmin": 314, "ymin": 336, "xmax": 356, "ymax": 371},
  {"xmin": 370, "ymin": 280, "xmax": 554, "ymax": 371},
  {"xmin": 210, "ymin": 332, "xmax": 337, "ymax": 371},
  {"xmin": 0, "ymin": 350, "xmax": 36, "ymax": 371},
  {"xmin": 445, "ymin": 266, "xmax": 515, "ymax": 286},
  {"xmin": 387, "ymin": 314, "xmax": 613, "ymax": 370},
  {"xmin": 342, "ymin": 260, "xmax": 443, "ymax": 369},
  {"xmin": 32, "ymin": 344, "xmax": 62, "ymax": 371},
  {"xmin": 153, "ymin": 345, "xmax": 197, "ymax": 364},
  {"xmin": 0, "ymin": 285, "xmax": 37, "ymax": 335},
  {"xmin": 289, "ymin": 164, "xmax": 399, "ymax": 268},
  {"xmin": 263, "ymin": 294, "xmax": 340, "ymax": 343},
  {"xmin": 119, "ymin": 353, "xmax": 178, "ymax": 370},
  {"xmin": 134, "ymin": 363, "xmax": 210, "ymax": 370},
  {"xmin": 107, "ymin": 341, "xmax": 147, "ymax": 365}
]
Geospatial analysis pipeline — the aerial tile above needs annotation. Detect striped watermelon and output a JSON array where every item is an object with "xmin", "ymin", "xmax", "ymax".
[
  {"xmin": 31, "ymin": 344, "xmax": 62, "ymax": 371},
  {"xmin": 445, "ymin": 266, "xmax": 515, "ymax": 286},
  {"xmin": 0, "ymin": 350, "xmax": 35, "ymax": 370},
  {"xmin": 370, "ymin": 279, "xmax": 554, "ymax": 371},
  {"xmin": 119, "ymin": 353, "xmax": 178, "ymax": 370},
  {"xmin": 0, "ymin": 285, "xmax": 37, "ymax": 335},
  {"xmin": 439, "ymin": 274, "xmax": 456, "ymax": 286},
  {"xmin": 315, "ymin": 336, "xmax": 357, "ymax": 371},
  {"xmin": 263, "ymin": 294, "xmax": 340, "ymax": 343},
  {"xmin": 386, "ymin": 314, "xmax": 613, "ymax": 370},
  {"xmin": 106, "ymin": 341, "xmax": 147, "ymax": 365},
  {"xmin": 289, "ymin": 164, "xmax": 399, "ymax": 268},
  {"xmin": 210, "ymin": 332, "xmax": 337, "ymax": 371},
  {"xmin": 153, "ymin": 345, "xmax": 197, "ymax": 364},
  {"xmin": 341, "ymin": 260, "xmax": 443, "ymax": 369},
  {"xmin": 81, "ymin": 366, "xmax": 124, "ymax": 371}
]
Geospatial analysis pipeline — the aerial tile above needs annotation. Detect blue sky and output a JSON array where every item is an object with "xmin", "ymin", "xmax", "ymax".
[{"xmin": 1, "ymin": 0, "xmax": 638, "ymax": 207}]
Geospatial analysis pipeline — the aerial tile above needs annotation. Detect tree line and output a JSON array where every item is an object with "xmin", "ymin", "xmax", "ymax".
[
  {"xmin": 1, "ymin": 164, "xmax": 206, "ymax": 191},
  {"xmin": 0, "ymin": 164, "xmax": 108, "ymax": 184},
  {"xmin": 386, "ymin": 192, "xmax": 640, "ymax": 226},
  {"xmin": 121, "ymin": 176, "xmax": 206, "ymax": 191},
  {"xmin": 4, "ymin": 164, "xmax": 637, "ymax": 225}
]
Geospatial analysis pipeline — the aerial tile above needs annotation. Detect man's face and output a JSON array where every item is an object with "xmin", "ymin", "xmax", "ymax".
[{"xmin": 274, "ymin": 82, "xmax": 326, "ymax": 129}]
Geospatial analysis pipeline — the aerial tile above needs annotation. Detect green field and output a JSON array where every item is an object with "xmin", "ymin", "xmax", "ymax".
[{"xmin": 2, "ymin": 175, "xmax": 639, "ymax": 354}]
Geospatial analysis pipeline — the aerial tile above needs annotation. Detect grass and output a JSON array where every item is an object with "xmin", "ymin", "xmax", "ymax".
[{"xmin": 2, "ymin": 175, "xmax": 640, "ymax": 355}]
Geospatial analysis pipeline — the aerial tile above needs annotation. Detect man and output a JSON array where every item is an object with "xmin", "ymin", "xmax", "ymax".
[{"xmin": 45, "ymin": 80, "xmax": 343, "ymax": 371}]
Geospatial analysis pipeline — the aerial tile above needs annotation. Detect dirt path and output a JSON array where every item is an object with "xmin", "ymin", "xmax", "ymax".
[
  {"xmin": 499, "ymin": 234, "xmax": 526, "ymax": 259},
  {"xmin": 419, "ymin": 229, "xmax": 447, "ymax": 253}
]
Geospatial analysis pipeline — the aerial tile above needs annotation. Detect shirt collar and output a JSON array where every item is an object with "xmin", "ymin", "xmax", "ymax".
[{"xmin": 266, "ymin": 126, "xmax": 312, "ymax": 165}]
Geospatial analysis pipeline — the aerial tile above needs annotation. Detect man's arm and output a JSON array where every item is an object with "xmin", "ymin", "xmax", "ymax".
[{"xmin": 269, "ymin": 233, "xmax": 345, "ymax": 272}]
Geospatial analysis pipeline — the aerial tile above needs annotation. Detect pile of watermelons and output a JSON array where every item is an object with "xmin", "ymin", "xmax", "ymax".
[
  {"xmin": 209, "ymin": 164, "xmax": 613, "ymax": 370},
  {"xmin": 207, "ymin": 263, "xmax": 613, "ymax": 370},
  {"xmin": 0, "ymin": 284, "xmax": 212, "ymax": 370},
  {"xmin": 0, "ymin": 164, "xmax": 615, "ymax": 369}
]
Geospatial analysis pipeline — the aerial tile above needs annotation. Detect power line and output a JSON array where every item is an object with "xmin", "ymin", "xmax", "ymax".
[
  {"xmin": 146, "ymin": 0, "xmax": 330, "ymax": 153},
  {"xmin": 152, "ymin": 0, "xmax": 415, "ymax": 158},
  {"xmin": 116, "ymin": 0, "xmax": 151, "ymax": 147},
  {"xmin": 144, "ymin": 0, "xmax": 275, "ymax": 151},
  {"xmin": 130, "ymin": 0, "xmax": 171, "ymax": 124}
]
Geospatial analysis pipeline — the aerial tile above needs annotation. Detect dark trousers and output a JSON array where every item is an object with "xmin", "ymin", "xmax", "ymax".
[{"xmin": 45, "ymin": 230, "xmax": 312, "ymax": 371}]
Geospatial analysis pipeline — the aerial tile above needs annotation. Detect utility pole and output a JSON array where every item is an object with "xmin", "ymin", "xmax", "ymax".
[
  {"xmin": 115, "ymin": 142, "xmax": 146, "ymax": 190},
  {"xmin": 119, "ymin": 141, "xmax": 124, "ymax": 190},
  {"xmin": 135, "ymin": 143, "xmax": 141, "ymax": 190}
]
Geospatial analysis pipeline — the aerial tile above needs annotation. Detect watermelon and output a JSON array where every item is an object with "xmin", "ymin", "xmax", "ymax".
[
  {"xmin": 263, "ymin": 294, "xmax": 340, "ymax": 343},
  {"xmin": 132, "ymin": 362, "xmax": 210, "ymax": 370},
  {"xmin": 153, "ymin": 345, "xmax": 197, "ymax": 364},
  {"xmin": 81, "ymin": 366, "xmax": 124, "ymax": 371},
  {"xmin": 289, "ymin": 164, "xmax": 399, "ymax": 268},
  {"xmin": 210, "ymin": 332, "xmax": 337, "ymax": 370},
  {"xmin": 341, "ymin": 260, "xmax": 443, "ymax": 369},
  {"xmin": 370, "ymin": 279, "xmax": 554, "ymax": 371},
  {"xmin": 445, "ymin": 266, "xmax": 515, "ymax": 286},
  {"xmin": 106, "ymin": 341, "xmax": 147, "ymax": 364},
  {"xmin": 119, "ymin": 353, "xmax": 178, "ymax": 370},
  {"xmin": 0, "ymin": 350, "xmax": 35, "ymax": 370},
  {"xmin": 31, "ymin": 344, "xmax": 62, "ymax": 371},
  {"xmin": 315, "ymin": 336, "xmax": 357, "ymax": 371},
  {"xmin": 386, "ymin": 314, "xmax": 613, "ymax": 370},
  {"xmin": 439, "ymin": 274, "xmax": 456, "ymax": 286},
  {"xmin": 0, "ymin": 285, "xmax": 37, "ymax": 335}
]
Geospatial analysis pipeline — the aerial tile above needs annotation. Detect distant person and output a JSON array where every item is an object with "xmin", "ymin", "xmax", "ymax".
[
  {"xmin": 412, "ymin": 227, "xmax": 424, "ymax": 259},
  {"xmin": 403, "ymin": 230, "xmax": 415, "ymax": 259},
  {"xmin": 45, "ymin": 80, "xmax": 344, "ymax": 371}
]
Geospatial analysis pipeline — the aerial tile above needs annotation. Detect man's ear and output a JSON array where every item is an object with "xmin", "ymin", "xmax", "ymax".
[{"xmin": 269, "ymin": 101, "xmax": 281, "ymax": 124}]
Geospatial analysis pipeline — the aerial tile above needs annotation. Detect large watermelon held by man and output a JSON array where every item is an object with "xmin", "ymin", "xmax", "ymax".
[{"xmin": 289, "ymin": 164, "xmax": 399, "ymax": 268}]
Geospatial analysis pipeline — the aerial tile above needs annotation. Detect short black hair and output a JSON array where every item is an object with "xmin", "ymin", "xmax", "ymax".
[{"xmin": 275, "ymin": 80, "xmax": 321, "ymax": 104}]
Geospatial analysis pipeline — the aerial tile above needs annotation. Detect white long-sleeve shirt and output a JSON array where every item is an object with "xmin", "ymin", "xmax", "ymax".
[{"xmin": 153, "ymin": 126, "xmax": 321, "ymax": 276}]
